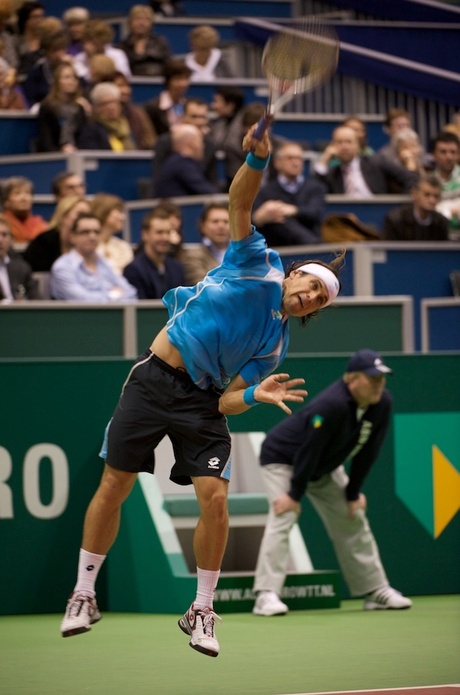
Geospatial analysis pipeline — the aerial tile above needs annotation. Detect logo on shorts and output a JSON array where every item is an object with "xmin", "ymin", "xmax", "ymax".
[{"xmin": 208, "ymin": 457, "xmax": 220, "ymax": 470}]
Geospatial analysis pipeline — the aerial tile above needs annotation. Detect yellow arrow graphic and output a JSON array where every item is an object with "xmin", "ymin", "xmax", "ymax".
[{"xmin": 433, "ymin": 445, "xmax": 460, "ymax": 539}]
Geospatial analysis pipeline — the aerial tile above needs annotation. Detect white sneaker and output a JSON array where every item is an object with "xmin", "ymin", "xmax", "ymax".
[
  {"xmin": 178, "ymin": 604, "xmax": 222, "ymax": 657},
  {"xmin": 61, "ymin": 592, "xmax": 102, "ymax": 637},
  {"xmin": 364, "ymin": 586, "xmax": 412, "ymax": 610},
  {"xmin": 253, "ymin": 591, "xmax": 288, "ymax": 616}
]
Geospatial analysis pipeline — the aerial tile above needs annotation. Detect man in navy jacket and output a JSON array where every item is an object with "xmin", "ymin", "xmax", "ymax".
[
  {"xmin": 123, "ymin": 204, "xmax": 186, "ymax": 298},
  {"xmin": 253, "ymin": 349, "xmax": 413, "ymax": 616}
]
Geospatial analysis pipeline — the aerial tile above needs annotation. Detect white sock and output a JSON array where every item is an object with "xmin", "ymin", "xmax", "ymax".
[
  {"xmin": 73, "ymin": 549, "xmax": 106, "ymax": 597},
  {"xmin": 194, "ymin": 567, "xmax": 220, "ymax": 610}
]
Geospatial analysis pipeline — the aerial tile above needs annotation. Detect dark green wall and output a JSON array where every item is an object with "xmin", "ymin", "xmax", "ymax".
[{"xmin": 0, "ymin": 355, "xmax": 458, "ymax": 615}]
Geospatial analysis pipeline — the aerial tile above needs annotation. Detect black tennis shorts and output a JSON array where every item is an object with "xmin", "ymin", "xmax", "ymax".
[{"xmin": 103, "ymin": 350, "xmax": 232, "ymax": 486}]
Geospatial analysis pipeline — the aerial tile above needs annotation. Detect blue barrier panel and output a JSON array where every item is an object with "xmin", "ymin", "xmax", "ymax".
[
  {"xmin": 130, "ymin": 79, "xmax": 265, "ymax": 107},
  {"xmin": 372, "ymin": 245, "xmax": 460, "ymax": 351},
  {"xmin": 0, "ymin": 114, "xmax": 37, "ymax": 155},
  {"xmin": 84, "ymin": 155, "xmax": 153, "ymax": 198},
  {"xmin": 426, "ymin": 305, "xmax": 460, "ymax": 351},
  {"xmin": 183, "ymin": 0, "xmax": 292, "ymax": 16},
  {"xmin": 40, "ymin": 0, "xmax": 292, "ymax": 16},
  {"xmin": 0, "ymin": 156, "xmax": 68, "ymax": 194}
]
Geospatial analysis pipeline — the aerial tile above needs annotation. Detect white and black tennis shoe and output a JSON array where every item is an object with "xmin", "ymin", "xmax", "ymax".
[
  {"xmin": 178, "ymin": 603, "xmax": 222, "ymax": 657},
  {"xmin": 61, "ymin": 592, "xmax": 102, "ymax": 637}
]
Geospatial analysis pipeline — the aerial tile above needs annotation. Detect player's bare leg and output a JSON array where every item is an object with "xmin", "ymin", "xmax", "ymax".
[
  {"xmin": 178, "ymin": 476, "xmax": 228, "ymax": 657},
  {"xmin": 61, "ymin": 466, "xmax": 137, "ymax": 637}
]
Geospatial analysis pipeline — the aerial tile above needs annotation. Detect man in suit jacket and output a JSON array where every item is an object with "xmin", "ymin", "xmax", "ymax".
[
  {"xmin": 0, "ymin": 214, "xmax": 40, "ymax": 300},
  {"xmin": 383, "ymin": 174, "xmax": 449, "ymax": 241},
  {"xmin": 314, "ymin": 125, "xmax": 418, "ymax": 195},
  {"xmin": 252, "ymin": 141, "xmax": 327, "ymax": 246},
  {"xmin": 123, "ymin": 205, "xmax": 187, "ymax": 298},
  {"xmin": 153, "ymin": 124, "xmax": 217, "ymax": 198},
  {"xmin": 152, "ymin": 97, "xmax": 218, "ymax": 194}
]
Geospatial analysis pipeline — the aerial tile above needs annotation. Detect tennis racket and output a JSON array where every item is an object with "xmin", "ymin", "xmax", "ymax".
[{"xmin": 253, "ymin": 17, "xmax": 339, "ymax": 140}]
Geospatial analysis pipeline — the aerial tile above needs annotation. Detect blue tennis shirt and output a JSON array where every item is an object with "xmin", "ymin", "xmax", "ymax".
[{"xmin": 163, "ymin": 229, "xmax": 290, "ymax": 390}]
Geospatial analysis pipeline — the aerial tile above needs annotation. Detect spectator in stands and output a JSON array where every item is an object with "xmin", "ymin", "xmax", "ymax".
[
  {"xmin": 73, "ymin": 19, "xmax": 131, "ymax": 83},
  {"xmin": 24, "ymin": 194, "xmax": 90, "ymax": 271},
  {"xmin": 50, "ymin": 212, "xmax": 137, "ymax": 301},
  {"xmin": 252, "ymin": 349, "xmax": 412, "ymax": 617},
  {"xmin": 90, "ymin": 193, "xmax": 134, "ymax": 275},
  {"xmin": 144, "ymin": 59, "xmax": 191, "ymax": 137},
  {"xmin": 0, "ymin": 213, "xmax": 40, "ymax": 300},
  {"xmin": 430, "ymin": 131, "xmax": 460, "ymax": 239},
  {"xmin": 0, "ymin": 55, "xmax": 26, "ymax": 109},
  {"xmin": 390, "ymin": 127, "xmax": 425, "ymax": 190},
  {"xmin": 342, "ymin": 115, "xmax": 374, "ymax": 157},
  {"xmin": 13, "ymin": 0, "xmax": 45, "ymax": 83},
  {"xmin": 87, "ymin": 53, "xmax": 117, "ymax": 87},
  {"xmin": 1, "ymin": 176, "xmax": 48, "ymax": 243},
  {"xmin": 113, "ymin": 71, "xmax": 156, "ymax": 150},
  {"xmin": 149, "ymin": 0, "xmax": 185, "ymax": 16},
  {"xmin": 180, "ymin": 202, "xmax": 230, "ymax": 285},
  {"xmin": 252, "ymin": 141, "xmax": 327, "ymax": 246},
  {"xmin": 22, "ymin": 29, "xmax": 70, "ymax": 108},
  {"xmin": 209, "ymin": 85, "xmax": 245, "ymax": 153},
  {"xmin": 377, "ymin": 107, "xmax": 412, "ymax": 165},
  {"xmin": 221, "ymin": 101, "xmax": 284, "ymax": 186},
  {"xmin": 382, "ymin": 174, "xmax": 449, "ymax": 241},
  {"xmin": 62, "ymin": 6, "xmax": 89, "ymax": 57},
  {"xmin": 123, "ymin": 204, "xmax": 186, "ymax": 298},
  {"xmin": 152, "ymin": 97, "xmax": 217, "ymax": 193},
  {"xmin": 314, "ymin": 125, "xmax": 418, "ymax": 196},
  {"xmin": 119, "ymin": 4, "xmax": 171, "ymax": 77},
  {"xmin": 77, "ymin": 82, "xmax": 137, "ymax": 151},
  {"xmin": 0, "ymin": 0, "xmax": 18, "ymax": 76},
  {"xmin": 36, "ymin": 62, "xmax": 88, "ymax": 152},
  {"xmin": 153, "ymin": 123, "xmax": 218, "ymax": 197},
  {"xmin": 51, "ymin": 171, "xmax": 86, "ymax": 201},
  {"xmin": 185, "ymin": 25, "xmax": 235, "ymax": 82},
  {"xmin": 163, "ymin": 199, "xmax": 183, "ymax": 258}
]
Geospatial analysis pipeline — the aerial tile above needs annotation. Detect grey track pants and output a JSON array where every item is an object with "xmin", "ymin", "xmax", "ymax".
[{"xmin": 253, "ymin": 464, "xmax": 389, "ymax": 597}]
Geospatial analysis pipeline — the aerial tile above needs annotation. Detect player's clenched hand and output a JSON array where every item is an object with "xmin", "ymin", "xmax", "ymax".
[
  {"xmin": 254, "ymin": 373, "xmax": 307, "ymax": 415},
  {"xmin": 242, "ymin": 124, "xmax": 270, "ymax": 159},
  {"xmin": 273, "ymin": 493, "xmax": 301, "ymax": 517},
  {"xmin": 347, "ymin": 493, "xmax": 367, "ymax": 519}
]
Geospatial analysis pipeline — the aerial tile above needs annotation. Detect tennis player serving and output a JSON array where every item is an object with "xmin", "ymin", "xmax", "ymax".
[{"xmin": 60, "ymin": 125, "xmax": 345, "ymax": 657}]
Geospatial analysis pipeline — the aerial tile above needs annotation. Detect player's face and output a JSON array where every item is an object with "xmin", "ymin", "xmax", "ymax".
[
  {"xmin": 282, "ymin": 270, "xmax": 329, "ymax": 317},
  {"xmin": 349, "ymin": 373, "xmax": 386, "ymax": 407}
]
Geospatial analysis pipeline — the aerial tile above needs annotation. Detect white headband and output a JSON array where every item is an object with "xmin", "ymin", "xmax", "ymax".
[{"xmin": 297, "ymin": 263, "xmax": 339, "ymax": 307}]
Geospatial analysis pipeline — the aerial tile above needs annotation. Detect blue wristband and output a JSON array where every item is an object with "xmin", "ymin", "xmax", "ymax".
[
  {"xmin": 243, "ymin": 384, "xmax": 260, "ymax": 407},
  {"xmin": 246, "ymin": 152, "xmax": 270, "ymax": 171}
]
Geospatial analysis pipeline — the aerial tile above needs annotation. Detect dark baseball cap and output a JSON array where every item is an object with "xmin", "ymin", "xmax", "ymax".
[{"xmin": 347, "ymin": 349, "xmax": 393, "ymax": 376}]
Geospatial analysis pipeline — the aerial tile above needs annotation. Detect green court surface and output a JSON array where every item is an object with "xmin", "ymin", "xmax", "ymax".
[{"xmin": 0, "ymin": 596, "xmax": 459, "ymax": 695}]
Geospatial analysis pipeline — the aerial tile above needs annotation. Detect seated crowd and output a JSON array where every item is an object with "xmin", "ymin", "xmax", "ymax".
[{"xmin": 0, "ymin": 3, "xmax": 459, "ymax": 302}]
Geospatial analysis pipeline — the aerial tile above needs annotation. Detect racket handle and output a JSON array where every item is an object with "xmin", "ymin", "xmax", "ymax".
[{"xmin": 253, "ymin": 113, "xmax": 273, "ymax": 140}]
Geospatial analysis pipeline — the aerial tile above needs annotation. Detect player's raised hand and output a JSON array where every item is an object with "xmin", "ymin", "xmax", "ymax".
[
  {"xmin": 242, "ymin": 124, "xmax": 270, "ymax": 159},
  {"xmin": 254, "ymin": 373, "xmax": 307, "ymax": 415}
]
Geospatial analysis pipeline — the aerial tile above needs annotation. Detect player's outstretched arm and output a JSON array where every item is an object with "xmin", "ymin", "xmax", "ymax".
[
  {"xmin": 219, "ymin": 372, "xmax": 307, "ymax": 416},
  {"xmin": 228, "ymin": 125, "xmax": 270, "ymax": 242}
]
